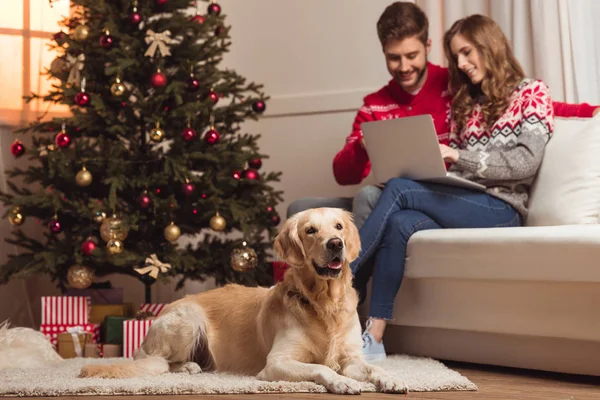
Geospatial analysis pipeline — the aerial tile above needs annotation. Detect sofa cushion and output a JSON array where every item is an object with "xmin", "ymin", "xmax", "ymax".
[
  {"xmin": 526, "ymin": 116, "xmax": 600, "ymax": 226},
  {"xmin": 404, "ymin": 225, "xmax": 600, "ymax": 282}
]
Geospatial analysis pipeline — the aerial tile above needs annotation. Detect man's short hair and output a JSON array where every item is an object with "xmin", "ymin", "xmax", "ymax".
[{"xmin": 377, "ymin": 2, "xmax": 429, "ymax": 47}]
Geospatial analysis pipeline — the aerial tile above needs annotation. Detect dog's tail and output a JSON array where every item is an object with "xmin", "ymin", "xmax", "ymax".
[{"xmin": 80, "ymin": 302, "xmax": 214, "ymax": 379}]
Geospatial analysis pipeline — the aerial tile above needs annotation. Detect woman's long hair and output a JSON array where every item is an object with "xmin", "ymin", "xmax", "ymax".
[{"xmin": 443, "ymin": 15, "xmax": 525, "ymax": 132}]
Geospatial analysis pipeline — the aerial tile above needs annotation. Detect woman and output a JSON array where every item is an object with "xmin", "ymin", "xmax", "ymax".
[{"xmin": 354, "ymin": 14, "xmax": 554, "ymax": 362}]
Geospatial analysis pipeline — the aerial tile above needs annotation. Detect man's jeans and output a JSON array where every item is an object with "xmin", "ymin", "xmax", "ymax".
[
  {"xmin": 286, "ymin": 185, "xmax": 382, "ymax": 229},
  {"xmin": 351, "ymin": 178, "xmax": 521, "ymax": 320}
]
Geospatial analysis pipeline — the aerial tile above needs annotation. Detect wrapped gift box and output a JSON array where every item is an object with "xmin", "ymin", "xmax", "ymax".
[
  {"xmin": 40, "ymin": 323, "xmax": 101, "ymax": 348},
  {"xmin": 57, "ymin": 330, "xmax": 93, "ymax": 358},
  {"xmin": 123, "ymin": 319, "xmax": 154, "ymax": 358},
  {"xmin": 65, "ymin": 288, "xmax": 124, "ymax": 304},
  {"xmin": 272, "ymin": 261, "xmax": 289, "ymax": 282},
  {"xmin": 139, "ymin": 303, "xmax": 166, "ymax": 317},
  {"xmin": 104, "ymin": 316, "xmax": 128, "ymax": 344},
  {"xmin": 84, "ymin": 343, "xmax": 122, "ymax": 358},
  {"xmin": 41, "ymin": 296, "xmax": 90, "ymax": 325},
  {"xmin": 89, "ymin": 303, "xmax": 133, "ymax": 324}
]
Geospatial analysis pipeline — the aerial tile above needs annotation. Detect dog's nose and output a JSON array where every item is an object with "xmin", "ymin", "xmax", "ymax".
[{"xmin": 327, "ymin": 238, "xmax": 343, "ymax": 251}]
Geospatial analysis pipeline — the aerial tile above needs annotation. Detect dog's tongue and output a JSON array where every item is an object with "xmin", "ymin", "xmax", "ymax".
[{"xmin": 327, "ymin": 260, "xmax": 342, "ymax": 269}]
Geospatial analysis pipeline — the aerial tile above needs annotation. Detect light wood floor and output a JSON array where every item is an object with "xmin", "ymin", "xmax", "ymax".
[{"xmin": 19, "ymin": 361, "xmax": 600, "ymax": 400}]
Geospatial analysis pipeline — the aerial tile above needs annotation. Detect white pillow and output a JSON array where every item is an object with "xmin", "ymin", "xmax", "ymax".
[{"xmin": 526, "ymin": 116, "xmax": 600, "ymax": 226}]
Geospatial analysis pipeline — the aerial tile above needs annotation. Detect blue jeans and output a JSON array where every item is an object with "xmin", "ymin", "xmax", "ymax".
[{"xmin": 351, "ymin": 178, "xmax": 521, "ymax": 320}]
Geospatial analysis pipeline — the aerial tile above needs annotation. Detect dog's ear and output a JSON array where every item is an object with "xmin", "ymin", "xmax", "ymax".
[
  {"xmin": 342, "ymin": 211, "xmax": 361, "ymax": 262},
  {"xmin": 274, "ymin": 215, "xmax": 305, "ymax": 267}
]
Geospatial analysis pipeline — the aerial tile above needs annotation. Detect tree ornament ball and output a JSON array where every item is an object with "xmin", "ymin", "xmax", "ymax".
[
  {"xmin": 110, "ymin": 80, "xmax": 126, "ymax": 97},
  {"xmin": 271, "ymin": 214, "xmax": 281, "ymax": 226},
  {"xmin": 204, "ymin": 129, "xmax": 220, "ymax": 144},
  {"xmin": 190, "ymin": 14, "xmax": 205, "ymax": 24},
  {"xmin": 99, "ymin": 33, "xmax": 113, "ymax": 49},
  {"xmin": 164, "ymin": 222, "xmax": 181, "ymax": 242},
  {"xmin": 181, "ymin": 127, "xmax": 197, "ymax": 142},
  {"xmin": 106, "ymin": 239, "xmax": 124, "ymax": 254},
  {"xmin": 248, "ymin": 158, "xmax": 262, "ymax": 169},
  {"xmin": 10, "ymin": 140, "xmax": 25, "ymax": 158},
  {"xmin": 149, "ymin": 126, "xmax": 166, "ymax": 142},
  {"xmin": 8, "ymin": 207, "xmax": 24, "ymax": 226},
  {"xmin": 210, "ymin": 212, "xmax": 226, "ymax": 232},
  {"xmin": 75, "ymin": 166, "xmax": 92, "ymax": 187},
  {"xmin": 252, "ymin": 100, "xmax": 266, "ymax": 113},
  {"xmin": 75, "ymin": 92, "xmax": 90, "ymax": 106},
  {"xmin": 100, "ymin": 215, "xmax": 129, "ymax": 242},
  {"xmin": 80, "ymin": 239, "xmax": 97, "ymax": 256},
  {"xmin": 55, "ymin": 131, "xmax": 72, "ymax": 148},
  {"xmin": 73, "ymin": 24, "xmax": 90, "ymax": 41},
  {"xmin": 208, "ymin": 90, "xmax": 219, "ymax": 104},
  {"xmin": 232, "ymin": 170, "xmax": 241, "ymax": 180},
  {"xmin": 230, "ymin": 243, "xmax": 258, "ymax": 272},
  {"xmin": 137, "ymin": 192, "xmax": 152, "ymax": 208},
  {"xmin": 208, "ymin": 2, "xmax": 222, "ymax": 16},
  {"xmin": 129, "ymin": 9, "xmax": 142, "ymax": 25},
  {"xmin": 243, "ymin": 168, "xmax": 260, "ymax": 180},
  {"xmin": 67, "ymin": 265, "xmax": 94, "ymax": 289},
  {"xmin": 94, "ymin": 211, "xmax": 107, "ymax": 223},
  {"xmin": 155, "ymin": 0, "xmax": 168, "ymax": 5},
  {"xmin": 49, "ymin": 218, "xmax": 62, "ymax": 234},
  {"xmin": 187, "ymin": 76, "xmax": 200, "ymax": 92},
  {"xmin": 182, "ymin": 182, "xmax": 195, "ymax": 196},
  {"xmin": 151, "ymin": 71, "xmax": 167, "ymax": 88}
]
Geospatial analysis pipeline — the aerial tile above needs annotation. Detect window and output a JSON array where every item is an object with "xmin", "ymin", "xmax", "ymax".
[{"xmin": 1, "ymin": 0, "xmax": 71, "ymax": 127}]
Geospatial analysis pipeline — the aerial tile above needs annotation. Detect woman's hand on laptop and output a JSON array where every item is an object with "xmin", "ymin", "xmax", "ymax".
[{"xmin": 439, "ymin": 144, "xmax": 459, "ymax": 163}]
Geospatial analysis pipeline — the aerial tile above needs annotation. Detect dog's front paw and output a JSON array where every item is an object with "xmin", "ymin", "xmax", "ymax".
[
  {"xmin": 325, "ymin": 376, "xmax": 362, "ymax": 395},
  {"xmin": 171, "ymin": 362, "xmax": 202, "ymax": 374},
  {"xmin": 373, "ymin": 374, "xmax": 408, "ymax": 394}
]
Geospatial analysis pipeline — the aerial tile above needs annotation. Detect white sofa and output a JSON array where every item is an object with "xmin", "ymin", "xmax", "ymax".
[{"xmin": 359, "ymin": 116, "xmax": 600, "ymax": 376}]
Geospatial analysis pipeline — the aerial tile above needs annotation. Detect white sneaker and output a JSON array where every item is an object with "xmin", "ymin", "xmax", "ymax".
[{"xmin": 362, "ymin": 319, "xmax": 386, "ymax": 362}]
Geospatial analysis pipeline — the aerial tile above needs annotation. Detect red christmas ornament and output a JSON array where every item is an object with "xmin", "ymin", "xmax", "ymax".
[
  {"xmin": 204, "ymin": 129, "xmax": 220, "ymax": 144},
  {"xmin": 267, "ymin": 206, "xmax": 273, "ymax": 212},
  {"xmin": 99, "ymin": 33, "xmax": 113, "ymax": 48},
  {"xmin": 207, "ymin": 2, "xmax": 221, "ymax": 15},
  {"xmin": 138, "ymin": 192, "xmax": 152, "ymax": 208},
  {"xmin": 151, "ymin": 71, "xmax": 167, "ymax": 88},
  {"xmin": 252, "ymin": 100, "xmax": 266, "ymax": 113},
  {"xmin": 53, "ymin": 31, "xmax": 67, "ymax": 44},
  {"xmin": 208, "ymin": 90, "xmax": 219, "ymax": 104},
  {"xmin": 248, "ymin": 158, "xmax": 262, "ymax": 169},
  {"xmin": 181, "ymin": 127, "xmax": 197, "ymax": 142},
  {"xmin": 182, "ymin": 182, "xmax": 195, "ymax": 196},
  {"xmin": 187, "ymin": 76, "xmax": 200, "ymax": 92},
  {"xmin": 10, "ymin": 140, "xmax": 25, "ymax": 158},
  {"xmin": 201, "ymin": 193, "xmax": 207, "ymax": 199},
  {"xmin": 271, "ymin": 214, "xmax": 281, "ymax": 226},
  {"xmin": 75, "ymin": 92, "xmax": 90, "ymax": 106},
  {"xmin": 232, "ymin": 170, "xmax": 242, "ymax": 180},
  {"xmin": 243, "ymin": 168, "xmax": 260, "ymax": 180},
  {"xmin": 81, "ymin": 240, "xmax": 97, "ymax": 256},
  {"xmin": 215, "ymin": 26, "xmax": 223, "ymax": 36},
  {"xmin": 155, "ymin": 0, "xmax": 168, "ymax": 5},
  {"xmin": 190, "ymin": 14, "xmax": 205, "ymax": 24},
  {"xmin": 49, "ymin": 218, "xmax": 62, "ymax": 234},
  {"xmin": 55, "ymin": 131, "xmax": 71, "ymax": 148},
  {"xmin": 129, "ymin": 7, "xmax": 142, "ymax": 25}
]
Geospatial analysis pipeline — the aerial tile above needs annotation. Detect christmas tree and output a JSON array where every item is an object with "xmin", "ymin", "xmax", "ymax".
[{"xmin": 0, "ymin": 0, "xmax": 283, "ymax": 296}]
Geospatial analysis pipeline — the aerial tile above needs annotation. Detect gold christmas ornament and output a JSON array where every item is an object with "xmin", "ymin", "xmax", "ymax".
[
  {"xmin": 164, "ymin": 222, "xmax": 181, "ymax": 242},
  {"xmin": 230, "ymin": 241, "xmax": 258, "ymax": 272},
  {"xmin": 50, "ymin": 56, "xmax": 70, "ymax": 79},
  {"xmin": 76, "ymin": 166, "xmax": 93, "ymax": 187},
  {"xmin": 73, "ymin": 24, "xmax": 90, "ymax": 41},
  {"xmin": 100, "ymin": 215, "xmax": 129, "ymax": 242},
  {"xmin": 210, "ymin": 212, "xmax": 226, "ymax": 232},
  {"xmin": 67, "ymin": 265, "xmax": 94, "ymax": 289},
  {"xmin": 149, "ymin": 121, "xmax": 165, "ymax": 142},
  {"xmin": 8, "ymin": 207, "xmax": 25, "ymax": 226},
  {"xmin": 110, "ymin": 77, "xmax": 126, "ymax": 96},
  {"xmin": 94, "ymin": 211, "xmax": 107, "ymax": 223},
  {"xmin": 107, "ymin": 238, "xmax": 124, "ymax": 254}
]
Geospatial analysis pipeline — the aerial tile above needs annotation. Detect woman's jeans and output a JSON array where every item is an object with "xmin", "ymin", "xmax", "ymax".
[{"xmin": 350, "ymin": 178, "xmax": 521, "ymax": 321}]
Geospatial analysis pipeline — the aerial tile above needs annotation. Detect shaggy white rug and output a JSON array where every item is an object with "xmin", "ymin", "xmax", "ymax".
[{"xmin": 0, "ymin": 355, "xmax": 476, "ymax": 396}]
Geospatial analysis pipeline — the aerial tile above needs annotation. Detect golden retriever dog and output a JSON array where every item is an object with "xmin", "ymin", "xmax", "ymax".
[{"xmin": 80, "ymin": 208, "xmax": 407, "ymax": 394}]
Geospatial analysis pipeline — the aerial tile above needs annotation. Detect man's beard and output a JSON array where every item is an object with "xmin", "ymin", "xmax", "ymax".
[{"xmin": 397, "ymin": 61, "xmax": 428, "ymax": 92}]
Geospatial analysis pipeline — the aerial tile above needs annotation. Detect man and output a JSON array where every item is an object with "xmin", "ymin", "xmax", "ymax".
[{"xmin": 287, "ymin": 1, "xmax": 599, "ymax": 226}]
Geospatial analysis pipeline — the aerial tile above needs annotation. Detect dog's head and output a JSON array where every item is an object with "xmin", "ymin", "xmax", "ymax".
[{"xmin": 274, "ymin": 208, "xmax": 360, "ymax": 279}]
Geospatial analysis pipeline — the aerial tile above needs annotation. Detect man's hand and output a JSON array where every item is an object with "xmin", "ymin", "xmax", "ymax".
[
  {"xmin": 439, "ymin": 144, "xmax": 460, "ymax": 163},
  {"xmin": 593, "ymin": 107, "xmax": 600, "ymax": 117}
]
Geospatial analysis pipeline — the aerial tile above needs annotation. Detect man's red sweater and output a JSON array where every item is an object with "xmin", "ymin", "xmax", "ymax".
[{"xmin": 333, "ymin": 62, "xmax": 597, "ymax": 185}]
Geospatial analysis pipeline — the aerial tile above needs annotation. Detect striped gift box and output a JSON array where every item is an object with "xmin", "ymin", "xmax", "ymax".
[
  {"xmin": 41, "ymin": 296, "xmax": 90, "ymax": 325},
  {"xmin": 139, "ymin": 303, "xmax": 166, "ymax": 317},
  {"xmin": 40, "ymin": 323, "xmax": 101, "ymax": 348},
  {"xmin": 123, "ymin": 319, "xmax": 154, "ymax": 358}
]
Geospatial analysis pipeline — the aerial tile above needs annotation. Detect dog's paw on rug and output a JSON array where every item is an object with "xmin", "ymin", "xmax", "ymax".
[{"xmin": 0, "ymin": 355, "xmax": 477, "ymax": 396}]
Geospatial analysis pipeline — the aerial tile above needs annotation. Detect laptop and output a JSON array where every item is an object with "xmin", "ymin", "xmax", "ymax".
[{"xmin": 361, "ymin": 114, "xmax": 486, "ymax": 192}]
